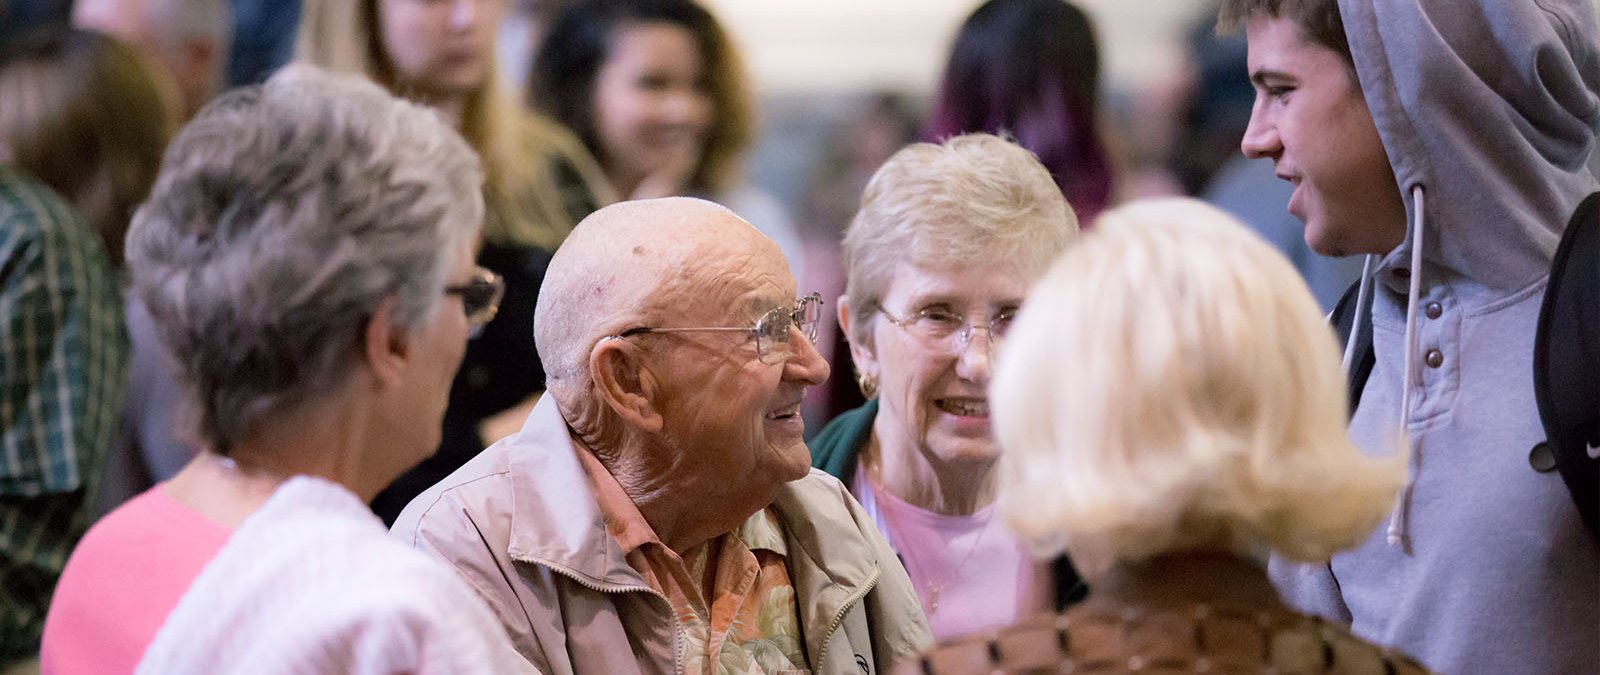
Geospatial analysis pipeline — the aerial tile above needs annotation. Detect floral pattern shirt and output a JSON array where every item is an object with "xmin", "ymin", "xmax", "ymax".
[{"xmin": 580, "ymin": 450, "xmax": 809, "ymax": 674}]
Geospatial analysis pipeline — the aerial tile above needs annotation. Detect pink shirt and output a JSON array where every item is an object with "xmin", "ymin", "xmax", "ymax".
[
  {"xmin": 853, "ymin": 464, "xmax": 1036, "ymax": 641},
  {"xmin": 40, "ymin": 486, "xmax": 230, "ymax": 675}
]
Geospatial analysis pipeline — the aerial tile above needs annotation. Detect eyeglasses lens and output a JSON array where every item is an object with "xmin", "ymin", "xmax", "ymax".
[
  {"xmin": 454, "ymin": 271, "xmax": 506, "ymax": 329},
  {"xmin": 755, "ymin": 293, "xmax": 823, "ymax": 364}
]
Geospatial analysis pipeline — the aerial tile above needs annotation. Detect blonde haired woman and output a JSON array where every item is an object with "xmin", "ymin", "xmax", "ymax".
[
  {"xmin": 903, "ymin": 199, "xmax": 1427, "ymax": 674},
  {"xmin": 296, "ymin": 0, "xmax": 615, "ymax": 522}
]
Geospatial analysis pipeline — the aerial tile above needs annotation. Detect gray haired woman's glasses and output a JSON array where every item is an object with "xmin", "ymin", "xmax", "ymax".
[
  {"xmin": 877, "ymin": 304, "xmax": 1014, "ymax": 355},
  {"xmin": 444, "ymin": 267, "xmax": 506, "ymax": 334},
  {"xmin": 608, "ymin": 292, "xmax": 824, "ymax": 364}
]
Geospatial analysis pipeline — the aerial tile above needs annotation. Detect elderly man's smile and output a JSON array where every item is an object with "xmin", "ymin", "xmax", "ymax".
[{"xmin": 765, "ymin": 404, "xmax": 802, "ymax": 421}]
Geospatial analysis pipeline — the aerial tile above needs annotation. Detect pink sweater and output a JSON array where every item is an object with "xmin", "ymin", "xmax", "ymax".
[
  {"xmin": 40, "ymin": 487, "xmax": 229, "ymax": 675},
  {"xmin": 853, "ymin": 466, "xmax": 1036, "ymax": 641}
]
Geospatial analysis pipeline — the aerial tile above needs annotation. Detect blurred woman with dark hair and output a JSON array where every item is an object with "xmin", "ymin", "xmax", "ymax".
[
  {"xmin": 529, "ymin": 0, "xmax": 804, "ymax": 274},
  {"xmin": 0, "ymin": 28, "xmax": 172, "ymax": 268},
  {"xmin": 925, "ymin": 0, "xmax": 1116, "ymax": 223}
]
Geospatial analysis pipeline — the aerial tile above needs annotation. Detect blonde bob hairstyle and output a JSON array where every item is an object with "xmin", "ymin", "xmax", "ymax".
[
  {"xmin": 295, "ymin": 0, "xmax": 612, "ymax": 251},
  {"xmin": 842, "ymin": 133, "xmax": 1078, "ymax": 348},
  {"xmin": 991, "ymin": 198, "xmax": 1404, "ymax": 574}
]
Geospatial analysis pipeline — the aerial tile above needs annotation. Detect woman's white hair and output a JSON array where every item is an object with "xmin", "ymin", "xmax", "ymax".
[
  {"xmin": 125, "ymin": 64, "xmax": 484, "ymax": 453},
  {"xmin": 991, "ymin": 198, "xmax": 1404, "ymax": 572},
  {"xmin": 842, "ymin": 133, "xmax": 1077, "ymax": 346}
]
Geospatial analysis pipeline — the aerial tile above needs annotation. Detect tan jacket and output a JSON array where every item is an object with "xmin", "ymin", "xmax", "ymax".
[{"xmin": 391, "ymin": 398, "xmax": 932, "ymax": 675}]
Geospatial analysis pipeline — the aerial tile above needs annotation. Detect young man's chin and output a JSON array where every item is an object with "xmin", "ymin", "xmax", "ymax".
[
  {"xmin": 1303, "ymin": 225, "xmax": 1346, "ymax": 258},
  {"xmin": 1308, "ymin": 240, "xmax": 1350, "ymax": 258}
]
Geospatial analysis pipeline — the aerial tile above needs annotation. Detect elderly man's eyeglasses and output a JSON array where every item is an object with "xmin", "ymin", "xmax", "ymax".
[
  {"xmin": 444, "ymin": 267, "xmax": 506, "ymax": 333},
  {"xmin": 609, "ymin": 292, "xmax": 823, "ymax": 364},
  {"xmin": 877, "ymin": 304, "xmax": 1014, "ymax": 354}
]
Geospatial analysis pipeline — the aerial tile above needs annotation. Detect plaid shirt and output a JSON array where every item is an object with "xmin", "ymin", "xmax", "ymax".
[{"xmin": 0, "ymin": 167, "xmax": 127, "ymax": 660}]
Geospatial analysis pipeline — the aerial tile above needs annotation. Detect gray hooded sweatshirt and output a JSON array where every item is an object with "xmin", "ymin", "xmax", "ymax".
[{"xmin": 1268, "ymin": 1, "xmax": 1600, "ymax": 673}]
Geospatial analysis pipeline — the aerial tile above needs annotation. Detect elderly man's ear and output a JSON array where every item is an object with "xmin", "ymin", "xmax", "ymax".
[{"xmin": 590, "ymin": 338, "xmax": 666, "ymax": 433}]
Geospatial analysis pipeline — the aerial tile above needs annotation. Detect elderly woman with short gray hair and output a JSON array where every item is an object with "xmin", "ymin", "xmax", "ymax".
[
  {"xmin": 40, "ymin": 65, "xmax": 535, "ymax": 674},
  {"xmin": 810, "ymin": 133, "xmax": 1080, "ymax": 640}
]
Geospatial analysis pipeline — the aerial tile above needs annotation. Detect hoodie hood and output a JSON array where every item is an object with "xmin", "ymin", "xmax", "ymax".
[{"xmin": 1340, "ymin": 0, "xmax": 1600, "ymax": 297}]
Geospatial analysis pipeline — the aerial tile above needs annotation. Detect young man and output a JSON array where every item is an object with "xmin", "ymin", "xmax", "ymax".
[{"xmin": 1222, "ymin": 0, "xmax": 1600, "ymax": 673}]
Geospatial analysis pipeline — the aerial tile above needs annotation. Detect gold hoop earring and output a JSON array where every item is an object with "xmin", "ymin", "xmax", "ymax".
[{"xmin": 856, "ymin": 371, "xmax": 879, "ymax": 399}]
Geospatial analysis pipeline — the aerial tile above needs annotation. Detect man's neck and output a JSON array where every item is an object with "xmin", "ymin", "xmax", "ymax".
[
  {"xmin": 584, "ymin": 438, "xmax": 758, "ymax": 555},
  {"xmin": 629, "ymin": 474, "xmax": 762, "ymax": 555}
]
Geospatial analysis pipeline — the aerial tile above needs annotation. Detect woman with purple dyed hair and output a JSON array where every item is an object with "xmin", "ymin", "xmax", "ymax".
[{"xmin": 925, "ymin": 0, "xmax": 1116, "ymax": 223}]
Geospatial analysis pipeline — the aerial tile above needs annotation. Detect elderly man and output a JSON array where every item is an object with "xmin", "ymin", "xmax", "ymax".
[
  {"xmin": 393, "ymin": 197, "xmax": 931, "ymax": 674},
  {"xmin": 73, "ymin": 0, "xmax": 231, "ymax": 118}
]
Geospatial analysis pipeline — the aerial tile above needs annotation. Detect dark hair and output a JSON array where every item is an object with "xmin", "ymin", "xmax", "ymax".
[
  {"xmin": 0, "ymin": 29, "xmax": 172, "ymax": 267},
  {"xmin": 0, "ymin": 0, "xmax": 73, "ymax": 49},
  {"xmin": 1216, "ymin": 0, "xmax": 1353, "ymax": 70},
  {"xmin": 530, "ymin": 0, "xmax": 751, "ymax": 194},
  {"xmin": 1170, "ymin": 4, "xmax": 1255, "ymax": 194},
  {"xmin": 924, "ymin": 0, "xmax": 1114, "ymax": 221}
]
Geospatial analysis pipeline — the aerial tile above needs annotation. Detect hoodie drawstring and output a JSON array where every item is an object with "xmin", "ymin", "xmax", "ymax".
[
  {"xmin": 1387, "ymin": 185, "xmax": 1428, "ymax": 553},
  {"xmin": 1341, "ymin": 255, "xmax": 1377, "ymax": 375}
]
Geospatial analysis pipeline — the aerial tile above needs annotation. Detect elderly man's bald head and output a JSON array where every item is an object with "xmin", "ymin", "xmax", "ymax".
[{"xmin": 535, "ymin": 197, "xmax": 788, "ymax": 403}]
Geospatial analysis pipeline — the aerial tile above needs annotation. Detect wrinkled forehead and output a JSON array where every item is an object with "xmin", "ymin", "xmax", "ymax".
[
  {"xmin": 691, "ymin": 231, "xmax": 790, "ymax": 305},
  {"xmin": 586, "ymin": 198, "xmax": 793, "ymax": 319},
  {"xmin": 643, "ymin": 232, "xmax": 792, "ymax": 321}
]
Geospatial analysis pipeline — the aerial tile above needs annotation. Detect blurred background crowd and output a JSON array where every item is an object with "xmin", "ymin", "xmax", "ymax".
[
  {"xmin": 2, "ymin": 0, "xmax": 1598, "ymax": 671},
  {"xmin": 0, "ymin": 0, "xmax": 1386, "ymax": 526}
]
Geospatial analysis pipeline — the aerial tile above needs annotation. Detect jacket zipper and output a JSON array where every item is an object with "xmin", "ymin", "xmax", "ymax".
[
  {"xmin": 815, "ymin": 568, "xmax": 880, "ymax": 671},
  {"xmin": 518, "ymin": 555, "xmax": 686, "ymax": 674}
]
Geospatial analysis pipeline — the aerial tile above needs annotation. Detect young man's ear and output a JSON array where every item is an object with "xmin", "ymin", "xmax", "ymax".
[
  {"xmin": 590, "ymin": 337, "xmax": 664, "ymax": 433},
  {"xmin": 837, "ymin": 295, "xmax": 880, "ymax": 381},
  {"xmin": 362, "ymin": 297, "xmax": 410, "ymax": 390}
]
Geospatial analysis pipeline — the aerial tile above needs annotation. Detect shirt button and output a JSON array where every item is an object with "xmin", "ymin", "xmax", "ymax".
[
  {"xmin": 1426, "ymin": 302, "xmax": 1442, "ymax": 319},
  {"xmin": 1425, "ymin": 350, "xmax": 1444, "ymax": 368},
  {"xmin": 1529, "ymin": 442, "xmax": 1558, "ymax": 473}
]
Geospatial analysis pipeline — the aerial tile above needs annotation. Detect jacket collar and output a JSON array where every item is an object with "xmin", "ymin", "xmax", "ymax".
[
  {"xmin": 503, "ymin": 397, "xmax": 647, "ymax": 588},
  {"xmin": 770, "ymin": 469, "xmax": 886, "ymax": 661}
]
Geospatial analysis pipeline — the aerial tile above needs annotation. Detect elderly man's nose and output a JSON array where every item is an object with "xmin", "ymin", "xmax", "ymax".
[{"xmin": 785, "ymin": 327, "xmax": 830, "ymax": 386}]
